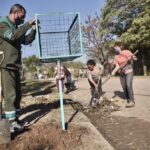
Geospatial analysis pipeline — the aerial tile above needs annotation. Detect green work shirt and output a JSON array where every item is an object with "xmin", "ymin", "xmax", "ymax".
[{"xmin": 0, "ymin": 16, "xmax": 36, "ymax": 70}]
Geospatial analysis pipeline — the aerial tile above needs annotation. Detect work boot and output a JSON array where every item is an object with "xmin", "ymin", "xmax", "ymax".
[
  {"xmin": 10, "ymin": 121, "xmax": 24, "ymax": 133},
  {"xmin": 126, "ymin": 101, "xmax": 135, "ymax": 108},
  {"xmin": 15, "ymin": 118, "xmax": 28, "ymax": 127}
]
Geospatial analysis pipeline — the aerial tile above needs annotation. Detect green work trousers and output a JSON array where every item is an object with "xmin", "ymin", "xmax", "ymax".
[{"xmin": 2, "ymin": 68, "xmax": 21, "ymax": 112}]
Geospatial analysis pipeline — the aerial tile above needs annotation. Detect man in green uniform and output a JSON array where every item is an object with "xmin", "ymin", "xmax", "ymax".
[{"xmin": 0, "ymin": 4, "xmax": 36, "ymax": 132}]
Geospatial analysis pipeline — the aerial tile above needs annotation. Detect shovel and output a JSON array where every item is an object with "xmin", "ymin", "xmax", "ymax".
[
  {"xmin": 102, "ymin": 50, "xmax": 139, "ymax": 85},
  {"xmin": 0, "ymin": 51, "xmax": 11, "ymax": 144},
  {"xmin": 90, "ymin": 77, "xmax": 102, "ymax": 107},
  {"xmin": 102, "ymin": 75, "xmax": 112, "ymax": 85}
]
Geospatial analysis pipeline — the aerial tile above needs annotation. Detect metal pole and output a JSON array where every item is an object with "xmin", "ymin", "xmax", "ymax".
[{"xmin": 57, "ymin": 59, "xmax": 65, "ymax": 130}]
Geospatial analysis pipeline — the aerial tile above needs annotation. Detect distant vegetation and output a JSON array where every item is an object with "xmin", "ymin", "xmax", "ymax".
[
  {"xmin": 82, "ymin": 0, "xmax": 150, "ymax": 75},
  {"xmin": 22, "ymin": 55, "xmax": 86, "ymax": 79}
]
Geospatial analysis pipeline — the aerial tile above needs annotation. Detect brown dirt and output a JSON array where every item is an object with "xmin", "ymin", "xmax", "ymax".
[
  {"xmin": 0, "ymin": 121, "xmax": 87, "ymax": 150},
  {"xmin": 1, "ymin": 79, "xmax": 150, "ymax": 150},
  {"xmin": 84, "ymin": 100, "xmax": 150, "ymax": 150},
  {"xmin": 0, "ymin": 80, "xmax": 87, "ymax": 150}
]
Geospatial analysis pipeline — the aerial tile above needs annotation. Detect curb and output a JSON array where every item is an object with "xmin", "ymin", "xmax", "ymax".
[{"xmin": 39, "ymin": 104, "xmax": 114, "ymax": 150}]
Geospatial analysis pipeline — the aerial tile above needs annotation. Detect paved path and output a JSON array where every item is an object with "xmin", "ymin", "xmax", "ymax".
[
  {"xmin": 21, "ymin": 78, "xmax": 115, "ymax": 150},
  {"xmin": 21, "ymin": 77, "xmax": 150, "ymax": 150},
  {"xmin": 72, "ymin": 77, "xmax": 150, "ymax": 122},
  {"xmin": 102, "ymin": 76, "xmax": 150, "ymax": 122}
]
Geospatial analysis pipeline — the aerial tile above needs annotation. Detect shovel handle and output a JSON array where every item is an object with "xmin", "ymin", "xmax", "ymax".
[
  {"xmin": 101, "ymin": 50, "xmax": 139, "ymax": 85},
  {"xmin": 133, "ymin": 50, "xmax": 139, "ymax": 56},
  {"xmin": 102, "ymin": 75, "xmax": 112, "ymax": 85},
  {"xmin": 0, "ymin": 51, "xmax": 4, "ymax": 118}
]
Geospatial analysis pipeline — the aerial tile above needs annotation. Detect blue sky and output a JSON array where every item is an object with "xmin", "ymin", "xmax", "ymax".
[{"xmin": 0, "ymin": 0, "xmax": 105, "ymax": 61}]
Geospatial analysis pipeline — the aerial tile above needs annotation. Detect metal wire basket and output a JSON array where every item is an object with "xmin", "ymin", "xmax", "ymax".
[{"xmin": 35, "ymin": 12, "xmax": 83, "ymax": 62}]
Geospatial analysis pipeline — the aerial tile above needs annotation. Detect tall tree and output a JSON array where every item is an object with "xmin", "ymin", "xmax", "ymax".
[
  {"xmin": 82, "ymin": 15, "xmax": 111, "ymax": 64},
  {"xmin": 99, "ymin": 0, "xmax": 150, "ymax": 74}
]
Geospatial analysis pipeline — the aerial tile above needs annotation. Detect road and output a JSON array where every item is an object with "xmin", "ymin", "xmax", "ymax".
[{"xmin": 72, "ymin": 77, "xmax": 150, "ymax": 122}]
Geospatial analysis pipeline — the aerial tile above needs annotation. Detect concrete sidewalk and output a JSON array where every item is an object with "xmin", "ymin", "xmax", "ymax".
[
  {"xmin": 20, "ymin": 78, "xmax": 114, "ymax": 150},
  {"xmin": 21, "ymin": 77, "xmax": 150, "ymax": 150},
  {"xmin": 40, "ymin": 77, "xmax": 150, "ymax": 150},
  {"xmin": 46, "ymin": 77, "xmax": 150, "ymax": 150},
  {"xmin": 71, "ymin": 77, "xmax": 150, "ymax": 123},
  {"xmin": 102, "ymin": 76, "xmax": 150, "ymax": 122}
]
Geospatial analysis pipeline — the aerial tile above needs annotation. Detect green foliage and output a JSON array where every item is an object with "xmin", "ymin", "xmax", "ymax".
[
  {"xmin": 100, "ymin": 0, "xmax": 148, "ymax": 37},
  {"xmin": 47, "ymin": 67, "xmax": 55, "ymax": 78},
  {"xmin": 98, "ymin": 0, "xmax": 150, "ymax": 74},
  {"xmin": 121, "ymin": 8, "xmax": 150, "ymax": 50},
  {"xmin": 23, "ymin": 55, "xmax": 40, "ymax": 73},
  {"xmin": 100, "ymin": 0, "xmax": 150, "ymax": 49}
]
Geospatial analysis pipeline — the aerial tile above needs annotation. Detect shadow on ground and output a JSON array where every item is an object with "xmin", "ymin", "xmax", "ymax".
[
  {"xmin": 21, "ymin": 80, "xmax": 55, "ymax": 96},
  {"xmin": 20, "ymin": 99, "xmax": 81, "ymax": 128},
  {"xmin": 11, "ymin": 98, "xmax": 82, "ymax": 141},
  {"xmin": 112, "ymin": 90, "xmax": 126, "ymax": 99}
]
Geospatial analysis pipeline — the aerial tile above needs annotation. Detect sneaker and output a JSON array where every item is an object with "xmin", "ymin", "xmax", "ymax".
[
  {"xmin": 126, "ymin": 101, "xmax": 135, "ymax": 108},
  {"xmin": 91, "ymin": 98, "xmax": 98, "ymax": 107},
  {"xmin": 10, "ymin": 121, "xmax": 24, "ymax": 133},
  {"xmin": 15, "ymin": 118, "xmax": 28, "ymax": 127}
]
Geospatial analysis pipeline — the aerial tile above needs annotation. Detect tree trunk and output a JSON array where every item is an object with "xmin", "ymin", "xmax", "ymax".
[{"xmin": 133, "ymin": 50, "xmax": 144, "ymax": 75}]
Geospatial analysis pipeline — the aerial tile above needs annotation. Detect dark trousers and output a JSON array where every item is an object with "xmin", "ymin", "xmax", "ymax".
[
  {"xmin": 120, "ymin": 71, "xmax": 134, "ymax": 102},
  {"xmin": 89, "ymin": 79, "xmax": 103, "ymax": 99},
  {"xmin": 65, "ymin": 75, "xmax": 72, "ymax": 90},
  {"xmin": 66, "ymin": 75, "xmax": 71, "ymax": 84},
  {"xmin": 2, "ymin": 69, "xmax": 21, "ymax": 112}
]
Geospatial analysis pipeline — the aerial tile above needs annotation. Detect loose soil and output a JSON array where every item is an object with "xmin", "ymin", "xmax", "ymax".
[
  {"xmin": 0, "ymin": 80, "xmax": 90, "ymax": 150},
  {"xmin": 0, "ymin": 79, "xmax": 150, "ymax": 150},
  {"xmin": 0, "ymin": 122, "xmax": 87, "ymax": 150},
  {"xmin": 84, "ymin": 100, "xmax": 150, "ymax": 150},
  {"xmin": 0, "ymin": 80, "xmax": 88, "ymax": 150}
]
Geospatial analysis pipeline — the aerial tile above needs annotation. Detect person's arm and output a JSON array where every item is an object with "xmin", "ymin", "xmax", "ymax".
[
  {"xmin": 99, "ymin": 65, "xmax": 104, "ymax": 75},
  {"xmin": 0, "ymin": 19, "xmax": 35, "ymax": 42},
  {"xmin": 111, "ymin": 62, "xmax": 120, "ymax": 76},
  {"xmin": 20, "ymin": 27, "xmax": 36, "ymax": 45},
  {"xmin": 132, "ymin": 51, "xmax": 138, "ymax": 61},
  {"xmin": 87, "ymin": 71, "xmax": 97, "ymax": 88},
  {"xmin": 126, "ymin": 50, "xmax": 138, "ymax": 62}
]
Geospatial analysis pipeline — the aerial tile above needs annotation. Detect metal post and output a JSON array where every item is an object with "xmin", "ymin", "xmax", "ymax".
[{"xmin": 57, "ymin": 59, "xmax": 65, "ymax": 130}]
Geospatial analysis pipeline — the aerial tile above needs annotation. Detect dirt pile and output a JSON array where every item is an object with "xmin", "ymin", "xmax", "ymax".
[
  {"xmin": 85, "ymin": 99, "xmax": 150, "ymax": 150},
  {"xmin": 0, "ymin": 121, "xmax": 87, "ymax": 150}
]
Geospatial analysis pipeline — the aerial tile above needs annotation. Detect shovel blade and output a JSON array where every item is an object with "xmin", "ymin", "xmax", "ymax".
[{"xmin": 0, "ymin": 119, "xmax": 11, "ymax": 144}]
